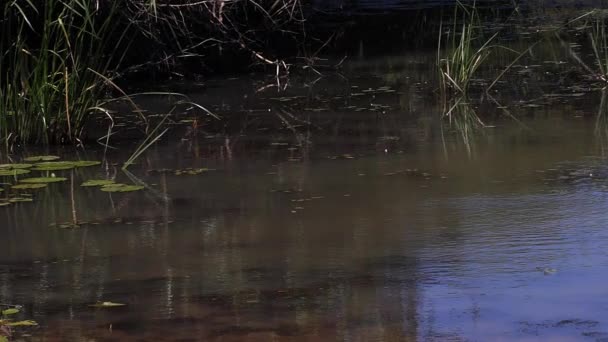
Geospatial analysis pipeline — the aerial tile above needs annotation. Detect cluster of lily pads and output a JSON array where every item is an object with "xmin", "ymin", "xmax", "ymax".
[
  {"xmin": 0, "ymin": 306, "xmax": 37, "ymax": 342},
  {"xmin": 0, "ymin": 155, "xmax": 99, "ymax": 176},
  {"xmin": 0, "ymin": 155, "xmax": 145, "ymax": 207}
]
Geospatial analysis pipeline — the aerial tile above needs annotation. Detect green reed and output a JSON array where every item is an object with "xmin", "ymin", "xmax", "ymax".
[
  {"xmin": 0, "ymin": 0, "xmax": 129, "ymax": 145},
  {"xmin": 438, "ymin": 3, "xmax": 497, "ymax": 95}
]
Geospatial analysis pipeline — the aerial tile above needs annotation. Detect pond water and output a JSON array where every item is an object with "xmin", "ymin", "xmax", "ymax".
[{"xmin": 3, "ymin": 6, "xmax": 608, "ymax": 342}]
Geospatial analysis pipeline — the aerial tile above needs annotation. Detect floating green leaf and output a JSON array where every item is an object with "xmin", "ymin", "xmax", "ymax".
[
  {"xmin": 31, "ymin": 162, "xmax": 75, "ymax": 171},
  {"xmin": 19, "ymin": 177, "xmax": 67, "ymax": 184},
  {"xmin": 51, "ymin": 221, "xmax": 84, "ymax": 229},
  {"xmin": 100, "ymin": 184, "xmax": 144, "ymax": 193},
  {"xmin": 32, "ymin": 160, "xmax": 101, "ymax": 171},
  {"xmin": 72, "ymin": 161, "xmax": 101, "ymax": 167},
  {"xmin": 12, "ymin": 183, "xmax": 47, "ymax": 190},
  {"xmin": 8, "ymin": 197, "xmax": 33, "ymax": 203},
  {"xmin": 81, "ymin": 179, "xmax": 116, "ymax": 187},
  {"xmin": 0, "ymin": 169, "xmax": 30, "ymax": 177},
  {"xmin": 174, "ymin": 168, "xmax": 214, "ymax": 176},
  {"xmin": 23, "ymin": 156, "xmax": 60, "ymax": 162},
  {"xmin": 1, "ymin": 308, "xmax": 19, "ymax": 316},
  {"xmin": 89, "ymin": 301, "xmax": 126, "ymax": 308},
  {"xmin": 5, "ymin": 320, "xmax": 38, "ymax": 326},
  {"xmin": 0, "ymin": 164, "xmax": 33, "ymax": 169},
  {"xmin": 0, "ymin": 202, "xmax": 10, "ymax": 207}
]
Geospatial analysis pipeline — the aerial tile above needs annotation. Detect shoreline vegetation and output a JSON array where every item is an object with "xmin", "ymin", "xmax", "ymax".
[
  {"xmin": 0, "ymin": 1, "xmax": 608, "ymax": 149},
  {"xmin": 0, "ymin": 0, "xmax": 305, "ymax": 147}
]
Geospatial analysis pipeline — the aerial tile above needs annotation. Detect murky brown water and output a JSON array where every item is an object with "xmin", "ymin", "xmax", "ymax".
[{"xmin": 3, "ymin": 7, "xmax": 608, "ymax": 341}]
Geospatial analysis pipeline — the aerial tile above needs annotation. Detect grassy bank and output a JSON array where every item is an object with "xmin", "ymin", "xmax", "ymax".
[
  {"xmin": 0, "ymin": 1, "xmax": 129, "ymax": 145},
  {"xmin": 0, "ymin": 0, "xmax": 303, "ymax": 146}
]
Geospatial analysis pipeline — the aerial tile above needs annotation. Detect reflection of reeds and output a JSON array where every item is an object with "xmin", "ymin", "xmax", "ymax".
[
  {"xmin": 438, "ymin": 3, "xmax": 497, "ymax": 95},
  {"xmin": 594, "ymin": 90, "xmax": 608, "ymax": 154},
  {"xmin": 442, "ymin": 97, "xmax": 486, "ymax": 157}
]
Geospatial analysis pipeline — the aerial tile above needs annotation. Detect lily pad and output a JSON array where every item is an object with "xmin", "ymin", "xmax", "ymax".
[
  {"xmin": 0, "ymin": 169, "xmax": 30, "ymax": 177},
  {"xmin": 5, "ymin": 320, "xmax": 38, "ymax": 326},
  {"xmin": 56, "ymin": 222, "xmax": 82, "ymax": 229},
  {"xmin": 0, "ymin": 202, "xmax": 10, "ymax": 207},
  {"xmin": 31, "ymin": 162, "xmax": 75, "ymax": 171},
  {"xmin": 23, "ymin": 155, "xmax": 60, "ymax": 162},
  {"xmin": 32, "ymin": 160, "xmax": 101, "ymax": 171},
  {"xmin": 89, "ymin": 301, "xmax": 126, "ymax": 308},
  {"xmin": 0, "ymin": 164, "xmax": 33, "ymax": 169},
  {"xmin": 100, "ymin": 184, "xmax": 144, "ymax": 193},
  {"xmin": 8, "ymin": 197, "xmax": 33, "ymax": 203},
  {"xmin": 19, "ymin": 177, "xmax": 67, "ymax": 184},
  {"xmin": 72, "ymin": 161, "xmax": 101, "ymax": 167},
  {"xmin": 174, "ymin": 168, "xmax": 213, "ymax": 176},
  {"xmin": 1, "ymin": 308, "xmax": 19, "ymax": 316},
  {"xmin": 81, "ymin": 179, "xmax": 116, "ymax": 187},
  {"xmin": 12, "ymin": 183, "xmax": 47, "ymax": 190}
]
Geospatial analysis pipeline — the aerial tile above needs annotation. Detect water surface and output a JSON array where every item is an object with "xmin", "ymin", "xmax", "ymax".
[{"xmin": 2, "ymin": 8, "xmax": 608, "ymax": 341}]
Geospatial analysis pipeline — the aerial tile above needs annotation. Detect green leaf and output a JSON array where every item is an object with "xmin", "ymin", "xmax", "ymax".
[
  {"xmin": 12, "ymin": 183, "xmax": 47, "ymax": 190},
  {"xmin": 72, "ymin": 161, "xmax": 101, "ymax": 167},
  {"xmin": 32, "ymin": 161, "xmax": 101, "ymax": 171},
  {"xmin": 0, "ymin": 164, "xmax": 33, "ymax": 170},
  {"xmin": 89, "ymin": 301, "xmax": 126, "ymax": 308},
  {"xmin": 81, "ymin": 179, "xmax": 116, "ymax": 187},
  {"xmin": 31, "ymin": 162, "xmax": 75, "ymax": 171},
  {"xmin": 100, "ymin": 184, "xmax": 144, "ymax": 193},
  {"xmin": 1, "ymin": 308, "xmax": 19, "ymax": 315},
  {"xmin": 0, "ymin": 169, "xmax": 30, "ymax": 177},
  {"xmin": 5, "ymin": 320, "xmax": 38, "ymax": 326},
  {"xmin": 54, "ymin": 222, "xmax": 82, "ymax": 229},
  {"xmin": 8, "ymin": 197, "xmax": 33, "ymax": 203},
  {"xmin": 19, "ymin": 177, "xmax": 67, "ymax": 184},
  {"xmin": 23, "ymin": 155, "xmax": 60, "ymax": 162},
  {"xmin": 174, "ymin": 168, "xmax": 213, "ymax": 176}
]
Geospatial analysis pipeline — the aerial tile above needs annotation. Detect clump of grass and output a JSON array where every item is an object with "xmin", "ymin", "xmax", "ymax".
[
  {"xmin": 0, "ymin": 1, "xmax": 129, "ymax": 145},
  {"xmin": 0, "ymin": 0, "xmax": 304, "ymax": 146},
  {"xmin": 437, "ymin": 3, "xmax": 497, "ymax": 95}
]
